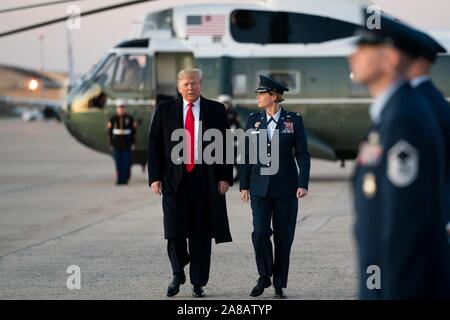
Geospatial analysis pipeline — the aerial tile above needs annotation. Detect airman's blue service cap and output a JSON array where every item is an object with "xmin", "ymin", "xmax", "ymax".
[
  {"xmin": 355, "ymin": 8, "xmax": 423, "ymax": 58},
  {"xmin": 255, "ymin": 75, "xmax": 289, "ymax": 94}
]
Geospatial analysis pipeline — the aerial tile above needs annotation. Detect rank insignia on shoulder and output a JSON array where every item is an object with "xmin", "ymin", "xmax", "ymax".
[
  {"xmin": 362, "ymin": 172, "xmax": 377, "ymax": 198},
  {"xmin": 387, "ymin": 140, "xmax": 418, "ymax": 187}
]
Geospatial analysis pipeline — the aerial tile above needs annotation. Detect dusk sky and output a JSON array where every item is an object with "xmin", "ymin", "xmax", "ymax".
[{"xmin": 1, "ymin": 0, "xmax": 449, "ymax": 75}]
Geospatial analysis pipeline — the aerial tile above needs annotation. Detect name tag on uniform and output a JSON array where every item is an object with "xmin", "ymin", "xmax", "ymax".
[{"xmin": 251, "ymin": 130, "xmax": 260, "ymax": 134}]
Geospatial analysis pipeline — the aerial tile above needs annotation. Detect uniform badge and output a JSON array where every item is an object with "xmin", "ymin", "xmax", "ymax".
[
  {"xmin": 362, "ymin": 172, "xmax": 377, "ymax": 198},
  {"xmin": 357, "ymin": 131, "xmax": 383, "ymax": 167},
  {"xmin": 368, "ymin": 131, "xmax": 379, "ymax": 145},
  {"xmin": 387, "ymin": 140, "xmax": 418, "ymax": 187},
  {"xmin": 282, "ymin": 121, "xmax": 294, "ymax": 134},
  {"xmin": 254, "ymin": 122, "xmax": 261, "ymax": 129}
]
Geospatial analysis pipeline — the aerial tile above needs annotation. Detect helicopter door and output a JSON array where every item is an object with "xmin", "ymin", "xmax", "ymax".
[{"xmin": 154, "ymin": 52, "xmax": 194, "ymax": 104}]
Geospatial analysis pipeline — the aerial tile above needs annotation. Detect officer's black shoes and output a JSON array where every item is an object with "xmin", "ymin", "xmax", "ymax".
[
  {"xmin": 166, "ymin": 274, "xmax": 186, "ymax": 297},
  {"xmin": 192, "ymin": 286, "xmax": 206, "ymax": 298},
  {"xmin": 274, "ymin": 287, "xmax": 286, "ymax": 299},
  {"xmin": 250, "ymin": 276, "xmax": 272, "ymax": 297}
]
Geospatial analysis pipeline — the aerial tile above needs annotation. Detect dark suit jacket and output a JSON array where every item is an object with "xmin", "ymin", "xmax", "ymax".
[
  {"xmin": 147, "ymin": 96, "xmax": 233, "ymax": 243},
  {"xmin": 353, "ymin": 82, "xmax": 450, "ymax": 299},
  {"xmin": 239, "ymin": 107, "xmax": 311, "ymax": 197}
]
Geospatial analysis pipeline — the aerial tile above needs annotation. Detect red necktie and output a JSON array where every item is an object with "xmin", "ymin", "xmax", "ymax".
[{"xmin": 185, "ymin": 102, "xmax": 195, "ymax": 172}]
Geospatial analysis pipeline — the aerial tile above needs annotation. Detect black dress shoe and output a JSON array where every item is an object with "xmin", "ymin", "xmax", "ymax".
[
  {"xmin": 166, "ymin": 274, "xmax": 186, "ymax": 297},
  {"xmin": 250, "ymin": 276, "xmax": 272, "ymax": 297},
  {"xmin": 274, "ymin": 287, "xmax": 286, "ymax": 299},
  {"xmin": 192, "ymin": 286, "xmax": 206, "ymax": 298}
]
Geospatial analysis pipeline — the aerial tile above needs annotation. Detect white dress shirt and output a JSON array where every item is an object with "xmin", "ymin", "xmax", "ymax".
[
  {"xmin": 266, "ymin": 107, "xmax": 282, "ymax": 141},
  {"xmin": 183, "ymin": 97, "xmax": 201, "ymax": 161},
  {"xmin": 410, "ymin": 75, "xmax": 431, "ymax": 88}
]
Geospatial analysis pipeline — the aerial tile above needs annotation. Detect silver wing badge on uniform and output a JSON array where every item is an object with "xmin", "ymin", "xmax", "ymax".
[{"xmin": 387, "ymin": 140, "xmax": 419, "ymax": 187}]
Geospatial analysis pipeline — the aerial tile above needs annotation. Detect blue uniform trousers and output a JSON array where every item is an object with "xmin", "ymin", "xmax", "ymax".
[
  {"xmin": 250, "ymin": 195, "xmax": 298, "ymax": 289},
  {"xmin": 113, "ymin": 148, "xmax": 131, "ymax": 184}
]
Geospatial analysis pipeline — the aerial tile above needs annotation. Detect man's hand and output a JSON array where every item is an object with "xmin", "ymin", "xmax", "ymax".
[
  {"xmin": 241, "ymin": 190, "xmax": 249, "ymax": 203},
  {"xmin": 151, "ymin": 181, "xmax": 162, "ymax": 196},
  {"xmin": 218, "ymin": 181, "xmax": 230, "ymax": 195},
  {"xmin": 296, "ymin": 188, "xmax": 308, "ymax": 198}
]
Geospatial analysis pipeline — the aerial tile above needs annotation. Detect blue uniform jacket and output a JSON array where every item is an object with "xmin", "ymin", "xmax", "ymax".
[
  {"xmin": 415, "ymin": 79, "xmax": 450, "ymax": 220},
  {"xmin": 353, "ymin": 82, "xmax": 450, "ymax": 299},
  {"xmin": 239, "ymin": 107, "xmax": 310, "ymax": 198}
]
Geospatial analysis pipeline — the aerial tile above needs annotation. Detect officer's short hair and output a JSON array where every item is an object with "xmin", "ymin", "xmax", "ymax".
[{"xmin": 177, "ymin": 68, "xmax": 203, "ymax": 83}]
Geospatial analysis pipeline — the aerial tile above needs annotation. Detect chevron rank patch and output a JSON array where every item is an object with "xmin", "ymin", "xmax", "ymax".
[{"xmin": 387, "ymin": 140, "xmax": 419, "ymax": 187}]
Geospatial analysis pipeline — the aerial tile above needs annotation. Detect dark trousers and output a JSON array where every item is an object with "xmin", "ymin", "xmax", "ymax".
[
  {"xmin": 113, "ymin": 148, "xmax": 131, "ymax": 184},
  {"xmin": 250, "ymin": 195, "xmax": 298, "ymax": 288},
  {"xmin": 167, "ymin": 166, "xmax": 212, "ymax": 286}
]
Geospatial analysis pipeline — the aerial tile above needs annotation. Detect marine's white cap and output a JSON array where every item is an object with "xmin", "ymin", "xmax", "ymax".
[
  {"xmin": 115, "ymin": 99, "xmax": 127, "ymax": 107},
  {"xmin": 217, "ymin": 94, "xmax": 232, "ymax": 103}
]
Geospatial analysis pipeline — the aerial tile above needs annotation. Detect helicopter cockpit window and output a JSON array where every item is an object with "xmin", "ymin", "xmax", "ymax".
[
  {"xmin": 257, "ymin": 71, "xmax": 300, "ymax": 95},
  {"xmin": 112, "ymin": 55, "xmax": 148, "ymax": 92},
  {"xmin": 89, "ymin": 92, "xmax": 108, "ymax": 109},
  {"xmin": 92, "ymin": 54, "xmax": 117, "ymax": 88},
  {"xmin": 230, "ymin": 10, "xmax": 358, "ymax": 44}
]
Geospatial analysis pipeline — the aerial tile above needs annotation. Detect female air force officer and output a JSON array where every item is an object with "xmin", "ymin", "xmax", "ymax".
[{"xmin": 240, "ymin": 75, "xmax": 311, "ymax": 298}]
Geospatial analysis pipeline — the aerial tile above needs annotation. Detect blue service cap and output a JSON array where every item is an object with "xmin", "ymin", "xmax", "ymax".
[
  {"xmin": 415, "ymin": 30, "xmax": 447, "ymax": 62},
  {"xmin": 255, "ymin": 75, "xmax": 289, "ymax": 94},
  {"xmin": 355, "ymin": 8, "xmax": 422, "ymax": 58}
]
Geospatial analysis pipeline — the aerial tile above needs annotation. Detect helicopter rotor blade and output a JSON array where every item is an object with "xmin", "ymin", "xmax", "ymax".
[
  {"xmin": 0, "ymin": 0, "xmax": 90, "ymax": 14},
  {"xmin": 0, "ymin": 0, "xmax": 154, "ymax": 38}
]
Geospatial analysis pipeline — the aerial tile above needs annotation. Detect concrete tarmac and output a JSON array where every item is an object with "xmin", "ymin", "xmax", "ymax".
[{"xmin": 0, "ymin": 119, "xmax": 358, "ymax": 299}]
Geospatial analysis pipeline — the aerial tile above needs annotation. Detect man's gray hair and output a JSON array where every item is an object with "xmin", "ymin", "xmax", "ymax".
[{"xmin": 177, "ymin": 68, "xmax": 203, "ymax": 82}]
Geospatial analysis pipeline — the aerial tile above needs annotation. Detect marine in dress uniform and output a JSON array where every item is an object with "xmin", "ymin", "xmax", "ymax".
[
  {"xmin": 107, "ymin": 100, "xmax": 137, "ymax": 185},
  {"xmin": 349, "ymin": 10, "xmax": 450, "ymax": 299},
  {"xmin": 240, "ymin": 75, "xmax": 311, "ymax": 298},
  {"xmin": 148, "ymin": 68, "xmax": 233, "ymax": 298},
  {"xmin": 407, "ymin": 31, "xmax": 450, "ymax": 241}
]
